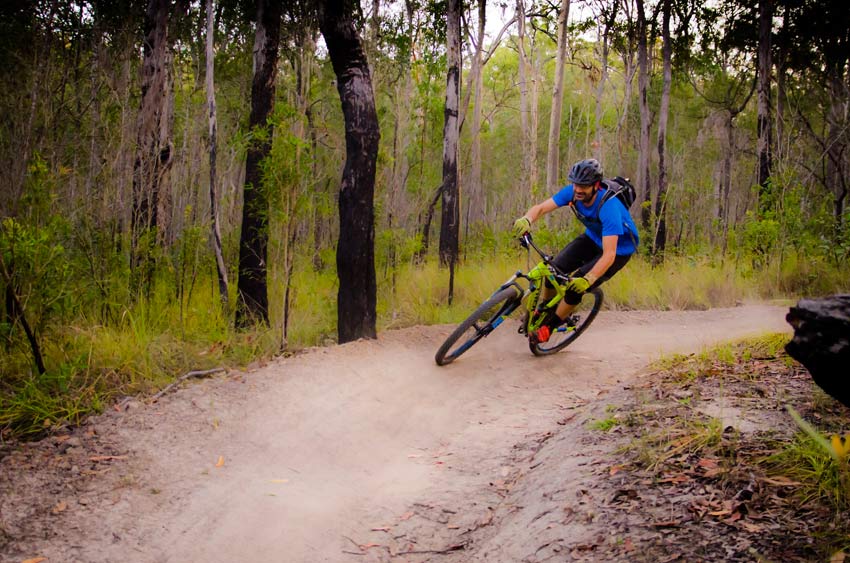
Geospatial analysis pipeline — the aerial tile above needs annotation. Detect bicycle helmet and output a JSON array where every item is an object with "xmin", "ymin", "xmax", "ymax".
[{"xmin": 567, "ymin": 158, "xmax": 603, "ymax": 185}]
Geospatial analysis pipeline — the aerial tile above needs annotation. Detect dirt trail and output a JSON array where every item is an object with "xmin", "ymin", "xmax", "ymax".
[{"xmin": 0, "ymin": 305, "xmax": 791, "ymax": 563}]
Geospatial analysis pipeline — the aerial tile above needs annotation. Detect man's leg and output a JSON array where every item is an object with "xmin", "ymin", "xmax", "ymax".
[
  {"xmin": 548, "ymin": 235, "xmax": 600, "ymax": 322},
  {"xmin": 556, "ymin": 252, "xmax": 632, "ymax": 320}
]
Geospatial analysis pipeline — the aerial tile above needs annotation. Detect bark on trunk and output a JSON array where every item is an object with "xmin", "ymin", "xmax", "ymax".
[
  {"xmin": 320, "ymin": 0, "xmax": 381, "ymax": 343},
  {"xmin": 636, "ymin": 0, "xmax": 651, "ymax": 230},
  {"xmin": 546, "ymin": 0, "xmax": 570, "ymax": 192},
  {"xmin": 131, "ymin": 0, "xmax": 174, "ymax": 296},
  {"xmin": 718, "ymin": 112, "xmax": 734, "ymax": 228},
  {"xmin": 653, "ymin": 0, "xmax": 671, "ymax": 260},
  {"xmin": 827, "ymin": 75, "xmax": 848, "ymax": 225},
  {"xmin": 615, "ymin": 0, "xmax": 637, "ymax": 165},
  {"xmin": 786, "ymin": 295, "xmax": 850, "ymax": 409},
  {"xmin": 439, "ymin": 0, "xmax": 461, "ymax": 277},
  {"xmin": 235, "ymin": 0, "xmax": 282, "ymax": 327},
  {"xmin": 516, "ymin": 0, "xmax": 533, "ymax": 196},
  {"xmin": 467, "ymin": 0, "xmax": 487, "ymax": 226},
  {"xmin": 756, "ymin": 0, "xmax": 773, "ymax": 210},
  {"xmin": 205, "ymin": 0, "xmax": 228, "ymax": 309},
  {"xmin": 1, "ymin": 260, "xmax": 45, "ymax": 375},
  {"xmin": 593, "ymin": 2, "xmax": 615, "ymax": 163}
]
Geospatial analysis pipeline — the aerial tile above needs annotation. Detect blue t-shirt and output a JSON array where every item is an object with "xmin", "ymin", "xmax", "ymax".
[{"xmin": 552, "ymin": 183, "xmax": 639, "ymax": 255}]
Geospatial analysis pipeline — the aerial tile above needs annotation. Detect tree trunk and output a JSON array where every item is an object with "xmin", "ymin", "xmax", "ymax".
[
  {"xmin": 827, "ymin": 75, "xmax": 848, "ymax": 225},
  {"xmin": 652, "ymin": 0, "xmax": 671, "ymax": 260},
  {"xmin": 418, "ymin": 186, "xmax": 443, "ymax": 264},
  {"xmin": 205, "ymin": 0, "xmax": 228, "ymax": 310},
  {"xmin": 131, "ymin": 0, "xmax": 174, "ymax": 296},
  {"xmin": 528, "ymin": 48, "xmax": 539, "ymax": 196},
  {"xmin": 439, "ymin": 0, "xmax": 461, "ymax": 278},
  {"xmin": 467, "ymin": 0, "xmax": 487, "ymax": 226},
  {"xmin": 636, "ymin": 0, "xmax": 651, "ymax": 230},
  {"xmin": 718, "ymin": 112, "xmax": 734, "ymax": 229},
  {"xmin": 516, "ymin": 0, "xmax": 531, "ymax": 196},
  {"xmin": 756, "ymin": 0, "xmax": 773, "ymax": 211},
  {"xmin": 1, "ymin": 258, "xmax": 45, "ymax": 375},
  {"xmin": 545, "ymin": 0, "xmax": 571, "ymax": 193},
  {"xmin": 235, "ymin": 0, "xmax": 282, "ymax": 327},
  {"xmin": 615, "ymin": 0, "xmax": 637, "ymax": 166},
  {"xmin": 593, "ymin": 1, "xmax": 615, "ymax": 163},
  {"xmin": 320, "ymin": 0, "xmax": 381, "ymax": 343}
]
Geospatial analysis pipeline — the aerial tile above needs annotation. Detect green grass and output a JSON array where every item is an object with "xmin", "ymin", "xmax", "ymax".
[
  {"xmin": 0, "ymin": 240, "xmax": 845, "ymax": 440},
  {"xmin": 589, "ymin": 416, "xmax": 619, "ymax": 432},
  {"xmin": 649, "ymin": 333, "xmax": 792, "ymax": 385},
  {"xmin": 767, "ymin": 433, "xmax": 850, "ymax": 511}
]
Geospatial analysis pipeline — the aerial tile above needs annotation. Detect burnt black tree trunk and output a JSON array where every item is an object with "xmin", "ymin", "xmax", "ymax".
[
  {"xmin": 319, "ymin": 0, "xmax": 381, "ymax": 343},
  {"xmin": 235, "ymin": 0, "xmax": 282, "ymax": 327},
  {"xmin": 786, "ymin": 295, "xmax": 850, "ymax": 409},
  {"xmin": 439, "ymin": 0, "xmax": 461, "ymax": 301},
  {"xmin": 131, "ymin": 0, "xmax": 174, "ymax": 297}
]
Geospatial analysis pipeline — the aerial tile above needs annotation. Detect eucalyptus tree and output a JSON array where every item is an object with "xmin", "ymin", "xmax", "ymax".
[
  {"xmin": 131, "ymin": 0, "xmax": 181, "ymax": 296},
  {"xmin": 685, "ymin": 3, "xmax": 755, "ymax": 239},
  {"xmin": 546, "ymin": 0, "xmax": 571, "ymax": 192},
  {"xmin": 463, "ymin": 1, "xmax": 515, "ymax": 228},
  {"xmin": 433, "ymin": 0, "xmax": 462, "ymax": 305},
  {"xmin": 439, "ymin": 0, "xmax": 461, "ymax": 283},
  {"xmin": 319, "ymin": 0, "xmax": 381, "ymax": 342},
  {"xmin": 635, "ymin": 0, "xmax": 652, "ymax": 229},
  {"xmin": 235, "ymin": 0, "xmax": 283, "ymax": 327},
  {"xmin": 653, "ymin": 0, "xmax": 671, "ymax": 259},
  {"xmin": 777, "ymin": 0, "xmax": 850, "ymax": 226},
  {"xmin": 205, "ymin": 0, "xmax": 229, "ymax": 309},
  {"xmin": 755, "ymin": 0, "xmax": 773, "ymax": 209},
  {"xmin": 591, "ymin": 0, "xmax": 614, "ymax": 165},
  {"xmin": 611, "ymin": 0, "xmax": 638, "ymax": 164}
]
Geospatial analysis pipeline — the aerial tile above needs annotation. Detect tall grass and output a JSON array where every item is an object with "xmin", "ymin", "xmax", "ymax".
[{"xmin": 1, "ymin": 243, "xmax": 847, "ymax": 439}]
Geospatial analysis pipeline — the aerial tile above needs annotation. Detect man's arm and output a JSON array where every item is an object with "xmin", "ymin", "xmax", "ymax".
[
  {"xmin": 584, "ymin": 234, "xmax": 618, "ymax": 285},
  {"xmin": 522, "ymin": 198, "xmax": 559, "ymax": 224}
]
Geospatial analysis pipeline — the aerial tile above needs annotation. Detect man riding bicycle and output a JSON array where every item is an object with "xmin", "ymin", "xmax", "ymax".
[{"xmin": 512, "ymin": 158, "xmax": 639, "ymax": 345}]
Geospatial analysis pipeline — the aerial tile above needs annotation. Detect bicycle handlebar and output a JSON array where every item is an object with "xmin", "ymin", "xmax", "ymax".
[{"xmin": 519, "ymin": 232, "xmax": 553, "ymax": 264}]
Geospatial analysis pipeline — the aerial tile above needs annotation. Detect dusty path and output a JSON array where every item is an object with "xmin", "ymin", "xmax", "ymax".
[{"xmin": 0, "ymin": 306, "xmax": 791, "ymax": 563}]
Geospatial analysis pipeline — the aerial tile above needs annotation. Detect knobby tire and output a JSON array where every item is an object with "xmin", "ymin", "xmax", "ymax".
[
  {"xmin": 530, "ymin": 287, "xmax": 603, "ymax": 356},
  {"xmin": 434, "ymin": 287, "xmax": 520, "ymax": 366}
]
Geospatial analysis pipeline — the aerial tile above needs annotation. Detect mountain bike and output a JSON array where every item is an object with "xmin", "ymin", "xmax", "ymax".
[{"xmin": 434, "ymin": 233, "xmax": 603, "ymax": 366}]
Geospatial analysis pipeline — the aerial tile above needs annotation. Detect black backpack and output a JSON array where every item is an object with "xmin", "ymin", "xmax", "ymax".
[
  {"xmin": 568, "ymin": 175, "xmax": 640, "ymax": 251},
  {"xmin": 599, "ymin": 176, "xmax": 636, "ymax": 210},
  {"xmin": 570, "ymin": 176, "xmax": 636, "ymax": 222}
]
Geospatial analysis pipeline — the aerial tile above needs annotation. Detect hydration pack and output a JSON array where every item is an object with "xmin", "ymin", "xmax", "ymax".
[
  {"xmin": 599, "ymin": 176, "xmax": 636, "ymax": 211},
  {"xmin": 570, "ymin": 176, "xmax": 636, "ymax": 223}
]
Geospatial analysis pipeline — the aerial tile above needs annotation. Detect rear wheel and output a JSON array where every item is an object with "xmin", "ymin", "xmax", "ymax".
[
  {"xmin": 435, "ymin": 287, "xmax": 521, "ymax": 366},
  {"xmin": 530, "ymin": 288, "xmax": 603, "ymax": 356}
]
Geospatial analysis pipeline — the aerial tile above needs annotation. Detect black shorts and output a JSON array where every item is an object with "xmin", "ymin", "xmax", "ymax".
[{"xmin": 553, "ymin": 234, "xmax": 632, "ymax": 305}]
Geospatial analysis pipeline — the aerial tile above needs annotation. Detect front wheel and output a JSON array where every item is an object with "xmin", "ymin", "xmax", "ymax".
[
  {"xmin": 530, "ymin": 287, "xmax": 603, "ymax": 356},
  {"xmin": 435, "ymin": 287, "xmax": 521, "ymax": 366}
]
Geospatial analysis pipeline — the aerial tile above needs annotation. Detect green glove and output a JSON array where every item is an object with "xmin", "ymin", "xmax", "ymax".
[
  {"xmin": 566, "ymin": 276, "xmax": 591, "ymax": 294},
  {"xmin": 512, "ymin": 217, "xmax": 531, "ymax": 238}
]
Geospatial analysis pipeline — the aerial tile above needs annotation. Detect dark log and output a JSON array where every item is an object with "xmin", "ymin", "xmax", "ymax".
[{"xmin": 785, "ymin": 295, "xmax": 850, "ymax": 408}]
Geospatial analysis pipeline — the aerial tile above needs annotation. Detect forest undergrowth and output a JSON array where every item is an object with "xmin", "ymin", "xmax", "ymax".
[
  {"xmin": 0, "ymin": 234, "xmax": 847, "ymax": 440},
  {"xmin": 585, "ymin": 334, "xmax": 850, "ymax": 561}
]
